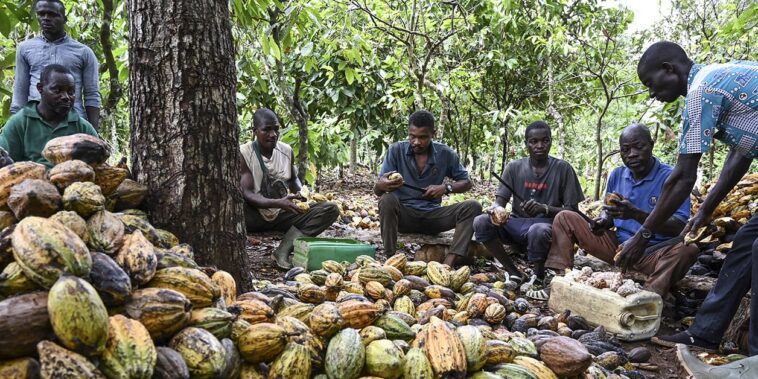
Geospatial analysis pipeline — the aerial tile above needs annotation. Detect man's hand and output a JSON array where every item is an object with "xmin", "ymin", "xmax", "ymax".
[
  {"xmin": 488, "ymin": 205, "xmax": 509, "ymax": 226},
  {"xmin": 522, "ymin": 199, "xmax": 548, "ymax": 217},
  {"xmin": 603, "ymin": 199, "xmax": 642, "ymax": 220},
  {"xmin": 0, "ymin": 147, "xmax": 13, "ymax": 169},
  {"xmin": 681, "ymin": 210, "xmax": 711, "ymax": 239},
  {"xmin": 278, "ymin": 194, "xmax": 307, "ymax": 214},
  {"xmin": 616, "ymin": 232, "xmax": 647, "ymax": 272},
  {"xmin": 375, "ymin": 172, "xmax": 403, "ymax": 194},
  {"xmin": 590, "ymin": 216, "xmax": 613, "ymax": 235},
  {"xmin": 422, "ymin": 184, "xmax": 447, "ymax": 199}
]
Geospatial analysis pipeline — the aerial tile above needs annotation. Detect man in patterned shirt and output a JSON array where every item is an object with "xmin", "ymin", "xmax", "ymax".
[{"xmin": 618, "ymin": 41, "xmax": 757, "ymax": 359}]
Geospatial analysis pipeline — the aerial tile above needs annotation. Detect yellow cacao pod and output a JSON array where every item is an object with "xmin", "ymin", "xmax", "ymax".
[
  {"xmin": 125, "ymin": 288, "xmax": 192, "ymax": 341},
  {"xmin": 48, "ymin": 159, "xmax": 95, "ymax": 190},
  {"xmin": 115, "ymin": 230, "xmax": 158, "ymax": 286},
  {"xmin": 99, "ymin": 315, "xmax": 157, "ymax": 379},
  {"xmin": 12, "ymin": 216, "xmax": 91, "ymax": 288}
]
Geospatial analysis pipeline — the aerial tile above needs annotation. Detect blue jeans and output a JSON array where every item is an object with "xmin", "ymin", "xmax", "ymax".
[
  {"xmin": 473, "ymin": 215, "xmax": 552, "ymax": 263},
  {"xmin": 689, "ymin": 213, "xmax": 758, "ymax": 356}
]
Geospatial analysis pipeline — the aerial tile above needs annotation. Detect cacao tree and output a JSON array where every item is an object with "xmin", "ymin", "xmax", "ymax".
[{"xmin": 128, "ymin": 0, "xmax": 252, "ymax": 289}]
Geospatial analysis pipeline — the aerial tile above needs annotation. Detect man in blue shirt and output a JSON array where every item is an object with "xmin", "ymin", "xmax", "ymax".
[
  {"xmin": 545, "ymin": 124, "xmax": 698, "ymax": 297},
  {"xmin": 619, "ymin": 41, "xmax": 757, "ymax": 358},
  {"xmin": 374, "ymin": 110, "xmax": 481, "ymax": 267}
]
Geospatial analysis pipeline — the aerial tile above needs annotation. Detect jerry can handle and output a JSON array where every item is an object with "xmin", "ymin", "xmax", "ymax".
[{"xmin": 619, "ymin": 312, "xmax": 659, "ymax": 326}]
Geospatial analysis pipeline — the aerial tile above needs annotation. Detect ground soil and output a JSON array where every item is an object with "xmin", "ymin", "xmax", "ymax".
[{"xmin": 244, "ymin": 168, "xmax": 714, "ymax": 378}]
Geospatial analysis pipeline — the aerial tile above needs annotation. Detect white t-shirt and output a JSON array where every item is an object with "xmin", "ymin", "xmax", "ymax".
[{"xmin": 240, "ymin": 140, "xmax": 295, "ymax": 221}]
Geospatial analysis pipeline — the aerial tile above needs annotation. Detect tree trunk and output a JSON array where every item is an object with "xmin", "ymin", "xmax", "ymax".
[
  {"xmin": 128, "ymin": 0, "xmax": 251, "ymax": 290},
  {"xmin": 350, "ymin": 128, "xmax": 357, "ymax": 175},
  {"xmin": 499, "ymin": 116, "xmax": 511, "ymax": 176}
]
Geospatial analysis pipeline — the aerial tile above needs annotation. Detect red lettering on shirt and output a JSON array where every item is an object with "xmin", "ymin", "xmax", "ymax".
[{"xmin": 523, "ymin": 181, "xmax": 548, "ymax": 190}]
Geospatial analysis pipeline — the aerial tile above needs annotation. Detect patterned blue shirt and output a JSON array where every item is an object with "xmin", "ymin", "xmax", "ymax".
[
  {"xmin": 379, "ymin": 141, "xmax": 469, "ymax": 211},
  {"xmin": 680, "ymin": 61, "xmax": 758, "ymax": 159},
  {"xmin": 606, "ymin": 158, "xmax": 691, "ymax": 247}
]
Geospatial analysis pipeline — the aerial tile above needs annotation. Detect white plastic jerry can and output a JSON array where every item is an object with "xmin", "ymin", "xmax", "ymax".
[{"xmin": 547, "ymin": 276, "xmax": 662, "ymax": 341}]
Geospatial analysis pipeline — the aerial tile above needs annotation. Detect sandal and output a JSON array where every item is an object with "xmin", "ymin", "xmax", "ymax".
[{"xmin": 526, "ymin": 288, "xmax": 550, "ymax": 301}]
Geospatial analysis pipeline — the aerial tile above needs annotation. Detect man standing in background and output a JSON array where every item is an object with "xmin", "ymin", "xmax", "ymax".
[{"xmin": 11, "ymin": 0, "xmax": 101, "ymax": 130}]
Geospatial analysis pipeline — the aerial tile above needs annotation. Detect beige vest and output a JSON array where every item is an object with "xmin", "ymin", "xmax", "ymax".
[{"xmin": 240, "ymin": 141, "xmax": 295, "ymax": 221}]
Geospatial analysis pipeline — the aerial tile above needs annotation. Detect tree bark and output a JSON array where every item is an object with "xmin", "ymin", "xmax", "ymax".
[{"xmin": 128, "ymin": 0, "xmax": 251, "ymax": 290}]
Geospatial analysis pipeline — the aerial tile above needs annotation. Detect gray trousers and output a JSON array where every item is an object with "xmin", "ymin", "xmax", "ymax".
[
  {"xmin": 244, "ymin": 201, "xmax": 340, "ymax": 236},
  {"xmin": 378, "ymin": 193, "xmax": 482, "ymax": 256}
]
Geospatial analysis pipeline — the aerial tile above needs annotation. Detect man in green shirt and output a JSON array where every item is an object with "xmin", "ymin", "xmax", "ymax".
[{"xmin": 0, "ymin": 64, "xmax": 98, "ymax": 168}]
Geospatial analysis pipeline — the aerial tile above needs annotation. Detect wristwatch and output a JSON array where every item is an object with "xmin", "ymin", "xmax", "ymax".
[
  {"xmin": 446, "ymin": 184, "xmax": 453, "ymax": 194},
  {"xmin": 639, "ymin": 226, "xmax": 653, "ymax": 240}
]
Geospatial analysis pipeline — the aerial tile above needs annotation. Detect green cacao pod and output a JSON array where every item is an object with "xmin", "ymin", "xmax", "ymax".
[
  {"xmin": 62, "ymin": 181, "xmax": 105, "ymax": 218},
  {"xmin": 47, "ymin": 275, "xmax": 109, "ymax": 356},
  {"xmin": 365, "ymin": 339, "xmax": 404, "ymax": 379},
  {"xmin": 85, "ymin": 210, "xmax": 125, "ymax": 255},
  {"xmin": 324, "ymin": 328, "xmax": 364, "ymax": 379},
  {"xmin": 169, "ymin": 327, "xmax": 226, "ymax": 379}
]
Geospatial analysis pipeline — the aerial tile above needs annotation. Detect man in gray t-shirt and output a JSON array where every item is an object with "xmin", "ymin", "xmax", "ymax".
[
  {"xmin": 11, "ymin": 0, "xmax": 100, "ymax": 129},
  {"xmin": 474, "ymin": 121, "xmax": 584, "ymax": 280}
]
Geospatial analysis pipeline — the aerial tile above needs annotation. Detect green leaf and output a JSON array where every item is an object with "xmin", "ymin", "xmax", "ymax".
[
  {"xmin": 0, "ymin": 8, "xmax": 11, "ymax": 37},
  {"xmin": 300, "ymin": 41, "xmax": 313, "ymax": 56},
  {"xmin": 268, "ymin": 35, "xmax": 281, "ymax": 61},
  {"xmin": 345, "ymin": 68, "xmax": 354, "ymax": 85}
]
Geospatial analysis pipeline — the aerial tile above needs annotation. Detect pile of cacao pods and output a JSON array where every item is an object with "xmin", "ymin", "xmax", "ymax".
[{"xmin": 0, "ymin": 133, "xmax": 655, "ymax": 378}]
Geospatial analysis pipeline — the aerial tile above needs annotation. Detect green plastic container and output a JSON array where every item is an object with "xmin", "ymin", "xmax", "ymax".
[{"xmin": 292, "ymin": 237, "xmax": 376, "ymax": 271}]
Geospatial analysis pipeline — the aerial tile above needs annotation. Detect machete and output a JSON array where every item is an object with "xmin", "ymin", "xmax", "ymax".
[{"xmin": 489, "ymin": 170, "xmax": 594, "ymax": 224}]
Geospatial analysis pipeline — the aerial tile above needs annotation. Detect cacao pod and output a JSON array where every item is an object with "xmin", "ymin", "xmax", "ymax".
[
  {"xmin": 325, "ymin": 328, "xmax": 364, "ymax": 379},
  {"xmin": 12, "ymin": 216, "xmax": 91, "ymax": 288},
  {"xmin": 49, "ymin": 210, "xmax": 87, "ymax": 240},
  {"xmin": 267, "ymin": 342, "xmax": 311, "ymax": 379},
  {"xmin": 7, "ymin": 179, "xmax": 60, "ymax": 219},
  {"xmin": 88, "ymin": 252, "xmax": 132, "ymax": 307},
  {"xmin": 62, "ymin": 181, "xmax": 105, "ymax": 217},
  {"xmin": 99, "ymin": 315, "xmax": 157, "ymax": 379},
  {"xmin": 124, "ymin": 288, "xmax": 192, "ymax": 341},
  {"xmin": 48, "ymin": 160, "xmax": 95, "ymax": 190},
  {"xmin": 47, "ymin": 275, "xmax": 109, "ymax": 356},
  {"xmin": 115, "ymin": 230, "xmax": 158, "ymax": 286},
  {"xmin": 85, "ymin": 210, "xmax": 125, "ymax": 255},
  {"xmin": 110, "ymin": 179, "xmax": 147, "ymax": 211},
  {"xmin": 92, "ymin": 164, "xmax": 128, "ymax": 196},
  {"xmin": 237, "ymin": 323, "xmax": 288, "ymax": 364},
  {"xmin": 169, "ymin": 327, "xmax": 226, "ymax": 379},
  {"xmin": 153, "ymin": 346, "xmax": 190, "ymax": 379},
  {"xmin": 0, "ymin": 162, "xmax": 47, "ymax": 210},
  {"xmin": 0, "ymin": 291, "xmax": 55, "ymax": 359},
  {"xmin": 365, "ymin": 339, "xmax": 403, "ymax": 379},
  {"xmin": 37, "ymin": 340, "xmax": 106, "ymax": 378}
]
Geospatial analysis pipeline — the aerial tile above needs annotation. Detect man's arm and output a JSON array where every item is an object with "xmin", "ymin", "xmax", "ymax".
[
  {"xmin": 685, "ymin": 149, "xmax": 753, "ymax": 234},
  {"xmin": 374, "ymin": 145, "xmax": 401, "ymax": 196},
  {"xmin": 640, "ymin": 153, "xmax": 701, "ymax": 232},
  {"xmin": 10, "ymin": 46, "xmax": 30, "ymax": 114},
  {"xmin": 605, "ymin": 200, "xmax": 686, "ymax": 236},
  {"xmin": 0, "ymin": 121, "xmax": 24, "ymax": 162},
  {"xmin": 82, "ymin": 48, "xmax": 101, "ymax": 130},
  {"xmin": 85, "ymin": 107, "xmax": 100, "ymax": 131}
]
